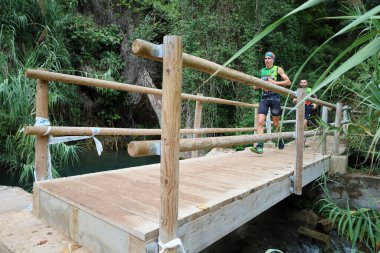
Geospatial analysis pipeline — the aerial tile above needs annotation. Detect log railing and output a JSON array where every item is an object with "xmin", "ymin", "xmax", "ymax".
[
  {"xmin": 24, "ymin": 36, "xmax": 345, "ymax": 253},
  {"xmin": 24, "ymin": 126, "xmax": 258, "ymax": 136},
  {"xmin": 132, "ymin": 39, "xmax": 337, "ymax": 109},
  {"xmin": 25, "ymin": 69, "xmax": 259, "ymax": 108}
]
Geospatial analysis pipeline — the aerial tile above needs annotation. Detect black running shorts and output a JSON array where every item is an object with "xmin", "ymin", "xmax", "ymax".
[
  {"xmin": 258, "ymin": 95, "xmax": 282, "ymax": 116},
  {"xmin": 305, "ymin": 103, "xmax": 314, "ymax": 120}
]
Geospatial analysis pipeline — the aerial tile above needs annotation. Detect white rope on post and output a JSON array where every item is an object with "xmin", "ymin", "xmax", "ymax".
[
  {"xmin": 158, "ymin": 238, "xmax": 186, "ymax": 253},
  {"xmin": 47, "ymin": 128, "xmax": 103, "ymax": 155},
  {"xmin": 33, "ymin": 117, "xmax": 103, "ymax": 181},
  {"xmin": 33, "ymin": 117, "xmax": 51, "ymax": 181}
]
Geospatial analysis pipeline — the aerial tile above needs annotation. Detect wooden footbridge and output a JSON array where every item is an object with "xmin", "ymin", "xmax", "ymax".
[{"xmin": 24, "ymin": 36, "xmax": 346, "ymax": 253}]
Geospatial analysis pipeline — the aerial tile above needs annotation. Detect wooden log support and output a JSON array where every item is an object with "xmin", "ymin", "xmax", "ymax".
[
  {"xmin": 24, "ymin": 126, "xmax": 258, "ymax": 136},
  {"xmin": 35, "ymin": 79, "xmax": 49, "ymax": 181},
  {"xmin": 317, "ymin": 218, "xmax": 337, "ymax": 232},
  {"xmin": 191, "ymin": 93, "xmax": 203, "ymax": 158},
  {"xmin": 342, "ymin": 105, "xmax": 350, "ymax": 124},
  {"xmin": 332, "ymin": 102, "xmax": 343, "ymax": 155},
  {"xmin": 128, "ymin": 130, "xmax": 321, "ymax": 157},
  {"xmin": 159, "ymin": 36, "xmax": 183, "ymax": 253},
  {"xmin": 25, "ymin": 69, "xmax": 258, "ymax": 109},
  {"xmin": 294, "ymin": 88, "xmax": 306, "ymax": 195},
  {"xmin": 132, "ymin": 39, "xmax": 336, "ymax": 109},
  {"xmin": 320, "ymin": 106, "xmax": 329, "ymax": 154},
  {"xmin": 254, "ymin": 108, "xmax": 258, "ymax": 135},
  {"xmin": 297, "ymin": 226, "xmax": 330, "ymax": 243}
]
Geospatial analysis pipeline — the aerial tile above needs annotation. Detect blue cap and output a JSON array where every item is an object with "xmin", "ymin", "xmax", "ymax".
[{"xmin": 265, "ymin": 52, "xmax": 275, "ymax": 60}]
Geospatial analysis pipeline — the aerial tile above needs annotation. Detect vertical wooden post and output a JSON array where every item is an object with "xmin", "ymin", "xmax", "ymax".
[
  {"xmin": 294, "ymin": 88, "xmax": 305, "ymax": 195},
  {"xmin": 254, "ymin": 108, "xmax": 258, "ymax": 134},
  {"xmin": 342, "ymin": 105, "xmax": 349, "ymax": 123},
  {"xmin": 35, "ymin": 79, "xmax": 49, "ymax": 181},
  {"xmin": 159, "ymin": 36, "xmax": 183, "ymax": 253},
  {"xmin": 332, "ymin": 102, "xmax": 343, "ymax": 155},
  {"xmin": 191, "ymin": 93, "xmax": 203, "ymax": 158},
  {"xmin": 266, "ymin": 110, "xmax": 272, "ymax": 134},
  {"xmin": 266, "ymin": 109, "xmax": 272, "ymax": 145},
  {"xmin": 320, "ymin": 106, "xmax": 329, "ymax": 155}
]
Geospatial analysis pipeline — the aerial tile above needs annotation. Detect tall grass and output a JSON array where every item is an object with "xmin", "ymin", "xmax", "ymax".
[
  {"xmin": 0, "ymin": 0, "xmax": 80, "ymax": 188},
  {"xmin": 316, "ymin": 175, "xmax": 380, "ymax": 252}
]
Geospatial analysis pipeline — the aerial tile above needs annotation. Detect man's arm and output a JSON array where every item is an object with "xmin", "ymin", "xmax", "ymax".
[{"xmin": 268, "ymin": 67, "xmax": 291, "ymax": 87}]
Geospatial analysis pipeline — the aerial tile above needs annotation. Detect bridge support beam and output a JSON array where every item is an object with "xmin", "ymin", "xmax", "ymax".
[{"xmin": 329, "ymin": 155, "xmax": 348, "ymax": 175}]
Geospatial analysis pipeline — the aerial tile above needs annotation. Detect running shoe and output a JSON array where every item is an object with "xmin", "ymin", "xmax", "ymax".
[{"xmin": 250, "ymin": 146, "xmax": 264, "ymax": 154}]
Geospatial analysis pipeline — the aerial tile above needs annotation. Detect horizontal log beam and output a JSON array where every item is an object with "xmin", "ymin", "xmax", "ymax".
[
  {"xmin": 25, "ymin": 69, "xmax": 258, "ymax": 108},
  {"xmin": 270, "ymin": 120, "xmax": 296, "ymax": 124},
  {"xmin": 128, "ymin": 130, "xmax": 321, "ymax": 157},
  {"xmin": 132, "ymin": 39, "xmax": 336, "ymax": 109},
  {"xmin": 24, "ymin": 126, "xmax": 258, "ymax": 136}
]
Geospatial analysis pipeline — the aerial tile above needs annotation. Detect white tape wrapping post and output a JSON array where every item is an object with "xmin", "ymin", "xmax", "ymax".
[
  {"xmin": 34, "ymin": 117, "xmax": 103, "ymax": 181},
  {"xmin": 158, "ymin": 238, "xmax": 186, "ymax": 253},
  {"xmin": 33, "ymin": 117, "xmax": 52, "ymax": 181}
]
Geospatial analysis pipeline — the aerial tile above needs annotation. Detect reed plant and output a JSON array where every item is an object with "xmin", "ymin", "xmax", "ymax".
[
  {"xmin": 0, "ymin": 0, "xmax": 80, "ymax": 188},
  {"xmin": 316, "ymin": 175, "xmax": 380, "ymax": 252}
]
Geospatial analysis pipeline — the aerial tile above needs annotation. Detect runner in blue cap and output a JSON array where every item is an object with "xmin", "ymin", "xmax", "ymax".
[{"xmin": 250, "ymin": 51, "xmax": 291, "ymax": 154}]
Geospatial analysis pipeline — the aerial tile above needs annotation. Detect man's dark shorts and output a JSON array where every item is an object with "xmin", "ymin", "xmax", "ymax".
[
  {"xmin": 305, "ymin": 103, "xmax": 314, "ymax": 120},
  {"xmin": 258, "ymin": 95, "xmax": 282, "ymax": 116}
]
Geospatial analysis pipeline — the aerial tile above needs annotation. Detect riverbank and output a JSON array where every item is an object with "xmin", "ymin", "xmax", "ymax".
[{"xmin": 0, "ymin": 186, "xmax": 89, "ymax": 253}]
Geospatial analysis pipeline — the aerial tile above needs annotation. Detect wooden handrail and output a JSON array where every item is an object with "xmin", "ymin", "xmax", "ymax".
[
  {"xmin": 128, "ymin": 130, "xmax": 321, "ymax": 157},
  {"xmin": 25, "ymin": 69, "xmax": 258, "ymax": 108},
  {"xmin": 132, "ymin": 39, "xmax": 336, "ymax": 109},
  {"xmin": 23, "ymin": 126, "xmax": 258, "ymax": 136}
]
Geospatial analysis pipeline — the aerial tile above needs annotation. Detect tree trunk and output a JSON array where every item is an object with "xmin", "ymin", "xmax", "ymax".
[{"xmin": 136, "ymin": 68, "xmax": 162, "ymax": 127}]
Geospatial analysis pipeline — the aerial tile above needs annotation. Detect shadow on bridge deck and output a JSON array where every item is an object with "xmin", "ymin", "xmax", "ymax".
[{"xmin": 33, "ymin": 139, "xmax": 330, "ymax": 253}]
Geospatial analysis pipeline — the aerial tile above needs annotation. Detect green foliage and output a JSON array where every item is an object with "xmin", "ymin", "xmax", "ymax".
[
  {"xmin": 348, "ymin": 165, "xmax": 380, "ymax": 176},
  {"xmin": 130, "ymin": 14, "xmax": 164, "ymax": 43},
  {"xmin": 65, "ymin": 14, "xmax": 123, "ymax": 69},
  {"xmin": 316, "ymin": 175, "xmax": 380, "ymax": 252},
  {"xmin": 0, "ymin": 0, "xmax": 81, "ymax": 187}
]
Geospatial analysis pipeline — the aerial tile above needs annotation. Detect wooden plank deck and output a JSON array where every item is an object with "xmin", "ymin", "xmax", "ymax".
[{"xmin": 33, "ymin": 143, "xmax": 330, "ymax": 253}]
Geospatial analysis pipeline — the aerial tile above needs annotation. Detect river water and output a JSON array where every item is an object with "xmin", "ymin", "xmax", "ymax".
[{"xmin": 60, "ymin": 150, "xmax": 160, "ymax": 177}]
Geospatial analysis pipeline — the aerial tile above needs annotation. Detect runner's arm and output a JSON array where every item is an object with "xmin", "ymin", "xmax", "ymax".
[{"xmin": 267, "ymin": 67, "xmax": 291, "ymax": 87}]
